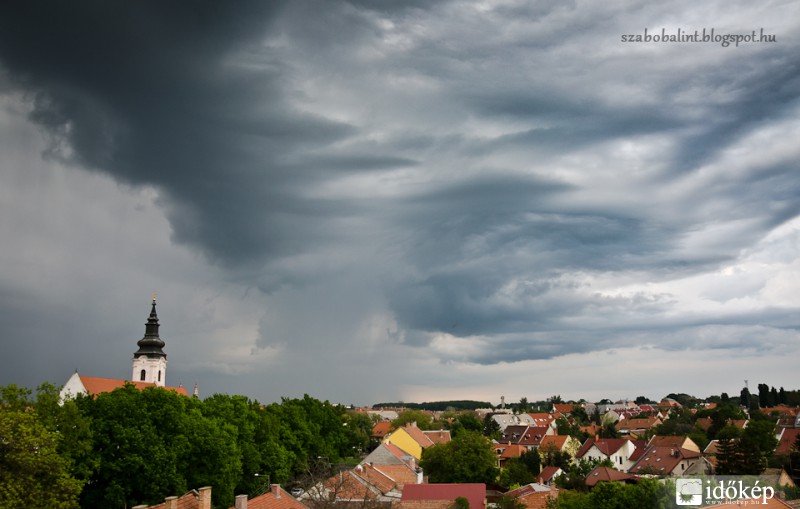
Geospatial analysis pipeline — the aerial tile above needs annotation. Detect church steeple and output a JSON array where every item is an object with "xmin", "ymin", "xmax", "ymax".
[
  {"xmin": 134, "ymin": 295, "xmax": 166, "ymax": 358},
  {"xmin": 132, "ymin": 294, "xmax": 168, "ymax": 386}
]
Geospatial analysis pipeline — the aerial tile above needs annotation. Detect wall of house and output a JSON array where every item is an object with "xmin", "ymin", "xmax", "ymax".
[
  {"xmin": 399, "ymin": 500, "xmax": 453, "ymax": 509},
  {"xmin": 517, "ymin": 491, "xmax": 557, "ymax": 509},
  {"xmin": 59, "ymin": 372, "xmax": 87, "ymax": 403}
]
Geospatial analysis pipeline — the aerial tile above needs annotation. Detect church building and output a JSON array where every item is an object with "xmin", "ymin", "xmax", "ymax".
[{"xmin": 60, "ymin": 296, "xmax": 192, "ymax": 401}]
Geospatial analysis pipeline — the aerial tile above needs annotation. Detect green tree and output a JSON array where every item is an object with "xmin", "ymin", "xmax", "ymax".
[
  {"xmin": 391, "ymin": 409, "xmax": 433, "ymax": 430},
  {"xmin": 420, "ymin": 431, "xmax": 498, "ymax": 484},
  {"xmin": 715, "ymin": 425, "xmax": 742, "ymax": 474},
  {"xmin": 483, "ymin": 413, "xmax": 501, "ymax": 440},
  {"xmin": 78, "ymin": 384, "xmax": 242, "ymax": 508},
  {"xmin": 0, "ymin": 407, "xmax": 83, "ymax": 509}
]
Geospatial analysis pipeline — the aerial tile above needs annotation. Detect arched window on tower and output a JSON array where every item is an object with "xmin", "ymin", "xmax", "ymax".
[
  {"xmin": 158, "ymin": 370, "xmax": 161, "ymax": 382},
  {"xmin": 140, "ymin": 369, "xmax": 146, "ymax": 381}
]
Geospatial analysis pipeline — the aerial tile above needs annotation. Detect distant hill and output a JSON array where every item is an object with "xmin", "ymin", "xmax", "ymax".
[{"xmin": 371, "ymin": 400, "xmax": 492, "ymax": 411}]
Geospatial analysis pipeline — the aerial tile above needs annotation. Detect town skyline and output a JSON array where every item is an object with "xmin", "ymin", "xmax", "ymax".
[{"xmin": 1, "ymin": 0, "xmax": 799, "ymax": 406}]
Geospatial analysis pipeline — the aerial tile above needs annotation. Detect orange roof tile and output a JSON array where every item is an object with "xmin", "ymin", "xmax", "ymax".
[
  {"xmin": 80, "ymin": 375, "xmax": 189, "ymax": 397},
  {"xmin": 402, "ymin": 423, "xmax": 435, "ymax": 448},
  {"xmin": 776, "ymin": 428, "xmax": 800, "ymax": 456},
  {"xmin": 234, "ymin": 486, "xmax": 307, "ymax": 509},
  {"xmin": 372, "ymin": 421, "xmax": 393, "ymax": 438},
  {"xmin": 423, "ymin": 430, "xmax": 451, "ymax": 445},
  {"xmin": 584, "ymin": 467, "xmax": 638, "ymax": 487},
  {"xmin": 402, "ymin": 483, "xmax": 485, "ymax": 509},
  {"xmin": 372, "ymin": 464, "xmax": 419, "ymax": 486},
  {"xmin": 539, "ymin": 435, "xmax": 568, "ymax": 451},
  {"xmin": 536, "ymin": 466, "xmax": 562, "ymax": 484}
]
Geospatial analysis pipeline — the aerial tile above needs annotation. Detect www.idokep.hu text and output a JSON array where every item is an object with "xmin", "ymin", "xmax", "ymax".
[{"xmin": 621, "ymin": 28, "xmax": 776, "ymax": 47}]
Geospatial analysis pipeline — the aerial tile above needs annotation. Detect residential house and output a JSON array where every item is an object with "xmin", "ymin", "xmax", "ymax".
[
  {"xmin": 615, "ymin": 416, "xmax": 662, "ymax": 437},
  {"xmin": 703, "ymin": 440, "xmax": 721, "ymax": 472},
  {"xmin": 368, "ymin": 410, "xmax": 400, "ymax": 421},
  {"xmin": 503, "ymin": 483, "xmax": 557, "ymax": 509},
  {"xmin": 383, "ymin": 423, "xmax": 435, "ymax": 460},
  {"xmin": 628, "ymin": 436, "xmax": 707, "ymax": 476},
  {"xmin": 699, "ymin": 418, "xmax": 748, "ymax": 432},
  {"xmin": 132, "ymin": 487, "xmax": 212, "ymax": 509},
  {"xmin": 499, "ymin": 425, "xmax": 554, "ymax": 451},
  {"xmin": 372, "ymin": 421, "xmax": 393, "ymax": 441},
  {"xmin": 583, "ymin": 467, "xmax": 638, "ymax": 488},
  {"xmin": 494, "ymin": 443, "xmax": 528, "ymax": 468},
  {"xmin": 527, "ymin": 413, "xmax": 557, "ymax": 429},
  {"xmin": 424, "ymin": 430, "xmax": 452, "ymax": 445},
  {"xmin": 575, "ymin": 437, "xmax": 642, "ymax": 471},
  {"xmin": 361, "ymin": 443, "xmax": 423, "ymax": 486},
  {"xmin": 492, "ymin": 413, "xmax": 536, "ymax": 431},
  {"xmin": 303, "ymin": 466, "xmax": 401, "ymax": 508},
  {"xmin": 552, "ymin": 404, "xmax": 576, "ymax": 415},
  {"xmin": 579, "ymin": 423, "xmax": 602, "ymax": 437},
  {"xmin": 399, "ymin": 484, "xmax": 486, "ymax": 509},
  {"xmin": 535, "ymin": 467, "xmax": 562, "ymax": 486},
  {"xmin": 231, "ymin": 485, "xmax": 306, "ymax": 509},
  {"xmin": 775, "ymin": 426, "xmax": 800, "ymax": 457},
  {"xmin": 538, "ymin": 434, "xmax": 581, "ymax": 460}
]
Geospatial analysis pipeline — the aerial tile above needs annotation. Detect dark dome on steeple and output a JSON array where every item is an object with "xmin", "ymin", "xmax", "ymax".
[{"xmin": 134, "ymin": 298, "xmax": 167, "ymax": 359}]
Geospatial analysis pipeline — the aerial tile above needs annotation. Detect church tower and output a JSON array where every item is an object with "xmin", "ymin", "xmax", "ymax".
[{"xmin": 132, "ymin": 294, "xmax": 168, "ymax": 386}]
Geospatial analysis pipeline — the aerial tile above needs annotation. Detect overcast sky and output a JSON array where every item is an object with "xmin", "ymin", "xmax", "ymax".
[{"xmin": 1, "ymin": 0, "xmax": 799, "ymax": 406}]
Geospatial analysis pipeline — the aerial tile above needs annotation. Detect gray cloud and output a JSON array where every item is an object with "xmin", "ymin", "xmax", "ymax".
[{"xmin": 1, "ymin": 0, "xmax": 799, "ymax": 403}]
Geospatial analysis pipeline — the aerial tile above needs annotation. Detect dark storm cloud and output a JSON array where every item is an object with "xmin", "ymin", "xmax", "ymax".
[{"xmin": 0, "ymin": 0, "xmax": 366, "ymax": 267}]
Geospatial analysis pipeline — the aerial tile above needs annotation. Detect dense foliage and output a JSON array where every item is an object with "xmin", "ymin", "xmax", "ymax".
[
  {"xmin": 420, "ymin": 431, "xmax": 499, "ymax": 484},
  {"xmin": 0, "ymin": 383, "xmax": 371, "ymax": 509},
  {"xmin": 553, "ymin": 478, "xmax": 677, "ymax": 509}
]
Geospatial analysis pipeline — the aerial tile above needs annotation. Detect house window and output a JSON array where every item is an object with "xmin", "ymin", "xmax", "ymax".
[
  {"xmin": 140, "ymin": 369, "xmax": 146, "ymax": 381},
  {"xmin": 158, "ymin": 370, "xmax": 161, "ymax": 382}
]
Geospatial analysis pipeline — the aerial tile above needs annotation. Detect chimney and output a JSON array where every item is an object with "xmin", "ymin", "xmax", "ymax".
[
  {"xmin": 272, "ymin": 484, "xmax": 281, "ymax": 499},
  {"xmin": 235, "ymin": 494, "xmax": 248, "ymax": 509},
  {"xmin": 198, "ymin": 486, "xmax": 212, "ymax": 509},
  {"xmin": 165, "ymin": 496, "xmax": 178, "ymax": 509}
]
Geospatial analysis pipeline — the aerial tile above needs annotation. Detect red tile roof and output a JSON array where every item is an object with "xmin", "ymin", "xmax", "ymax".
[
  {"xmin": 235, "ymin": 486, "xmax": 307, "ymax": 509},
  {"xmin": 536, "ymin": 466, "xmax": 562, "ymax": 484},
  {"xmin": 628, "ymin": 445, "xmax": 700, "ymax": 475},
  {"xmin": 424, "ymin": 430, "xmax": 452, "ymax": 445},
  {"xmin": 539, "ymin": 435, "xmax": 568, "ymax": 451},
  {"xmin": 553, "ymin": 404, "xmax": 576, "ymax": 414},
  {"xmin": 402, "ymin": 424, "xmax": 435, "ymax": 448},
  {"xmin": 372, "ymin": 421, "xmax": 393, "ymax": 438},
  {"xmin": 584, "ymin": 467, "xmax": 638, "ymax": 487},
  {"xmin": 147, "ymin": 487, "xmax": 210, "ymax": 509},
  {"xmin": 576, "ymin": 438, "xmax": 631, "ymax": 458},
  {"xmin": 776, "ymin": 428, "xmax": 800, "ymax": 456},
  {"xmin": 402, "ymin": 483, "xmax": 485, "ymax": 509},
  {"xmin": 79, "ymin": 375, "xmax": 189, "ymax": 397},
  {"xmin": 499, "ymin": 444, "xmax": 527, "ymax": 459},
  {"xmin": 371, "ymin": 464, "xmax": 419, "ymax": 486}
]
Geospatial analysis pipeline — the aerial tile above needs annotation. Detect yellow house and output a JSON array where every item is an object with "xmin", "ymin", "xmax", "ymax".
[{"xmin": 383, "ymin": 423, "xmax": 436, "ymax": 460}]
